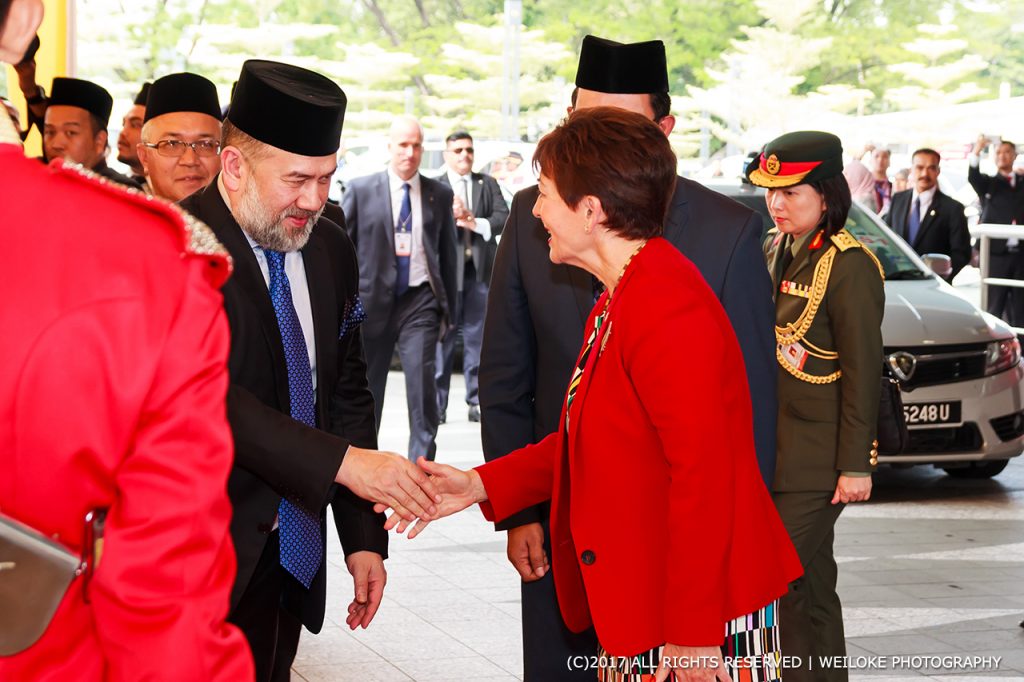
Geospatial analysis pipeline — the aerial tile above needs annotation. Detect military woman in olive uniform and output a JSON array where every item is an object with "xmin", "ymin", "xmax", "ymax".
[{"xmin": 747, "ymin": 131, "xmax": 884, "ymax": 682}]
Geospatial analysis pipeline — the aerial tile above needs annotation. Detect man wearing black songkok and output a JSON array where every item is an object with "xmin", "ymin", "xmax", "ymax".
[
  {"xmin": 138, "ymin": 72, "xmax": 222, "ymax": 201},
  {"xmin": 180, "ymin": 59, "xmax": 442, "ymax": 682},
  {"xmin": 479, "ymin": 34, "xmax": 776, "ymax": 680},
  {"xmin": 43, "ymin": 76, "xmax": 139, "ymax": 187}
]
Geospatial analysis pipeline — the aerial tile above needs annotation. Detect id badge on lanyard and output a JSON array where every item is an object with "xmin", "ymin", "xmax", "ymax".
[
  {"xmin": 395, "ymin": 231, "xmax": 412, "ymax": 257},
  {"xmin": 779, "ymin": 341, "xmax": 809, "ymax": 371}
]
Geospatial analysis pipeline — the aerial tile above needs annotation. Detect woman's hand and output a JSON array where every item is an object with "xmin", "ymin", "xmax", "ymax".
[
  {"xmin": 831, "ymin": 474, "xmax": 872, "ymax": 505},
  {"xmin": 374, "ymin": 459, "xmax": 488, "ymax": 538},
  {"xmin": 654, "ymin": 644, "xmax": 730, "ymax": 682}
]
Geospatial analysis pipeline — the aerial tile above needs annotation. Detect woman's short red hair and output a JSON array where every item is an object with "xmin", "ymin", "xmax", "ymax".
[{"xmin": 533, "ymin": 106, "xmax": 677, "ymax": 241}]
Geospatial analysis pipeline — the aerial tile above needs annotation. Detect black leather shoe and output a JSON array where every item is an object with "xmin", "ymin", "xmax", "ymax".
[{"xmin": 468, "ymin": 405, "xmax": 481, "ymax": 422}]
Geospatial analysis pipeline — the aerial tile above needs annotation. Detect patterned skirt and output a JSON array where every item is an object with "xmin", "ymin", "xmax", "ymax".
[{"xmin": 595, "ymin": 599, "xmax": 781, "ymax": 682}]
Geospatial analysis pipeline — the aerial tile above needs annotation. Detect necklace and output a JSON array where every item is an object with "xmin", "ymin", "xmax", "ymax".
[
  {"xmin": 592, "ymin": 239, "xmax": 648, "ymax": 356},
  {"xmin": 605, "ymin": 239, "xmax": 648, "ymax": 304}
]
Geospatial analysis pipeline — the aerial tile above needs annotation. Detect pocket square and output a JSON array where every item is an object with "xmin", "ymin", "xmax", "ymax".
[{"xmin": 339, "ymin": 296, "xmax": 367, "ymax": 338}]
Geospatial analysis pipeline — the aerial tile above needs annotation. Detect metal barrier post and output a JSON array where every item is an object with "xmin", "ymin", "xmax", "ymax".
[
  {"xmin": 971, "ymin": 223, "xmax": 1024, "ymax": 335},
  {"xmin": 979, "ymin": 233, "xmax": 990, "ymax": 312}
]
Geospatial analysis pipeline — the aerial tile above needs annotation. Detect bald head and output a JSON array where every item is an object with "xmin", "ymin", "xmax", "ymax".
[{"xmin": 388, "ymin": 115, "xmax": 423, "ymax": 181}]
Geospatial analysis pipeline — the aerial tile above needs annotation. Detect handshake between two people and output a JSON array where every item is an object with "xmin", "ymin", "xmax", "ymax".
[
  {"xmin": 337, "ymin": 449, "xmax": 483, "ymax": 537},
  {"xmin": 336, "ymin": 448, "xmax": 485, "ymax": 537}
]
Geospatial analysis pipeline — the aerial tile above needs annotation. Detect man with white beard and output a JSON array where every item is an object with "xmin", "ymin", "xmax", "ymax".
[{"xmin": 180, "ymin": 59, "xmax": 441, "ymax": 682}]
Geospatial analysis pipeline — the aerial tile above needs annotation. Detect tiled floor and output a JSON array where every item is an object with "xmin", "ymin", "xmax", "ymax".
[{"xmin": 293, "ymin": 372, "xmax": 1024, "ymax": 681}]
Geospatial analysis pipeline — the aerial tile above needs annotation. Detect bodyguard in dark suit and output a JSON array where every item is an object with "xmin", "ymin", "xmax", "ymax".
[
  {"xmin": 968, "ymin": 135, "xmax": 1024, "ymax": 323},
  {"xmin": 435, "ymin": 130, "xmax": 510, "ymax": 423},
  {"xmin": 180, "ymin": 61, "xmax": 440, "ymax": 682},
  {"xmin": 884, "ymin": 148, "xmax": 971, "ymax": 280},
  {"xmin": 343, "ymin": 115, "xmax": 458, "ymax": 461},
  {"xmin": 479, "ymin": 36, "xmax": 776, "ymax": 681}
]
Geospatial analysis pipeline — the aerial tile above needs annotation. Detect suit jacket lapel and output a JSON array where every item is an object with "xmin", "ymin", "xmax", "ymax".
[
  {"xmin": 767, "ymin": 233, "xmax": 788, "ymax": 292},
  {"xmin": 471, "ymin": 173, "xmax": 484, "ymax": 213},
  {"xmin": 377, "ymin": 172, "xmax": 396, "ymax": 254},
  {"xmin": 200, "ymin": 181, "xmax": 291, "ymax": 410},
  {"xmin": 301, "ymin": 229, "xmax": 336, "ymax": 423},
  {"xmin": 421, "ymin": 173, "xmax": 436, "ymax": 242}
]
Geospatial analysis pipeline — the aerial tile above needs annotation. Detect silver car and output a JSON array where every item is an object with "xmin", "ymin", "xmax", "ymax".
[{"xmin": 706, "ymin": 181, "xmax": 1024, "ymax": 478}]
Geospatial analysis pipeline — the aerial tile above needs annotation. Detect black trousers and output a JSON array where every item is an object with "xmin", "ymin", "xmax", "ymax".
[
  {"xmin": 364, "ymin": 284, "xmax": 443, "ymax": 461},
  {"xmin": 436, "ymin": 260, "xmax": 489, "ymax": 413},
  {"xmin": 986, "ymin": 251, "xmax": 1024, "ymax": 326},
  {"xmin": 519, "ymin": 517, "xmax": 598, "ymax": 681},
  {"xmin": 773, "ymin": 491, "xmax": 847, "ymax": 682},
  {"xmin": 229, "ymin": 533, "xmax": 304, "ymax": 682}
]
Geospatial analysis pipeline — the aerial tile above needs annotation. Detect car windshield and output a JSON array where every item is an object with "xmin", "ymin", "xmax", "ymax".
[
  {"xmin": 722, "ymin": 188, "xmax": 931, "ymax": 280},
  {"xmin": 844, "ymin": 204, "xmax": 930, "ymax": 280}
]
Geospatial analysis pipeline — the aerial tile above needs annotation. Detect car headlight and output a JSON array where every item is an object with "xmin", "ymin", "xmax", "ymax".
[{"xmin": 985, "ymin": 337, "xmax": 1021, "ymax": 376}]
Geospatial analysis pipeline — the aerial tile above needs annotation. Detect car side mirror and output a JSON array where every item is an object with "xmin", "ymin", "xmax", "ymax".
[{"xmin": 921, "ymin": 253, "xmax": 952, "ymax": 278}]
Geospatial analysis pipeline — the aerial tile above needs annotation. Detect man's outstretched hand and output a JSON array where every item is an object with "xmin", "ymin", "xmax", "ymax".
[
  {"xmin": 335, "ymin": 446, "xmax": 441, "ymax": 522},
  {"xmin": 375, "ymin": 458, "xmax": 488, "ymax": 539}
]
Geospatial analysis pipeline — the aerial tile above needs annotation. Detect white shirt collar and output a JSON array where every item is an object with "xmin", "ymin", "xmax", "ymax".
[
  {"xmin": 387, "ymin": 167, "xmax": 420, "ymax": 193},
  {"xmin": 446, "ymin": 167, "xmax": 471, "ymax": 186},
  {"xmin": 911, "ymin": 186, "xmax": 937, "ymax": 204}
]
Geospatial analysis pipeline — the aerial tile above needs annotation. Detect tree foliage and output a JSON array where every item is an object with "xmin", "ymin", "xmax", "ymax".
[{"xmin": 72, "ymin": 0, "xmax": 1024, "ymax": 144}]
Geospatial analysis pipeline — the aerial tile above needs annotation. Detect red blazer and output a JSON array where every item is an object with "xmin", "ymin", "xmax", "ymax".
[
  {"xmin": 0, "ymin": 150, "xmax": 253, "ymax": 680},
  {"xmin": 477, "ymin": 237, "xmax": 802, "ymax": 655}
]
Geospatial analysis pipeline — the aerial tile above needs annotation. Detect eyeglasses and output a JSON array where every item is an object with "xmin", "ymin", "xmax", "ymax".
[
  {"xmin": 144, "ymin": 139, "xmax": 221, "ymax": 158},
  {"xmin": 449, "ymin": 146, "xmax": 474, "ymax": 155}
]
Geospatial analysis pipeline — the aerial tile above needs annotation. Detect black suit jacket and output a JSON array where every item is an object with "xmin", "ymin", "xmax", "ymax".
[
  {"xmin": 967, "ymin": 165, "xmax": 1024, "ymax": 255},
  {"xmin": 180, "ymin": 182, "xmax": 386, "ymax": 633},
  {"xmin": 437, "ymin": 170, "xmax": 510, "ymax": 286},
  {"xmin": 342, "ymin": 170, "xmax": 459, "ymax": 338},
  {"xmin": 480, "ymin": 177, "xmax": 778, "ymax": 530},
  {"xmin": 885, "ymin": 188, "xmax": 972, "ymax": 279}
]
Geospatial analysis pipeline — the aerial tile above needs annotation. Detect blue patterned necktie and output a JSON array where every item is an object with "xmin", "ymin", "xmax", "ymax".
[
  {"xmin": 907, "ymin": 197, "xmax": 921, "ymax": 245},
  {"xmin": 265, "ymin": 249, "xmax": 322, "ymax": 588},
  {"xmin": 396, "ymin": 182, "xmax": 412, "ymax": 297}
]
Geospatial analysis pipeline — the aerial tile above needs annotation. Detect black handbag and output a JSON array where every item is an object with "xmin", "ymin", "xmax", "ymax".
[{"xmin": 876, "ymin": 367, "xmax": 909, "ymax": 456}]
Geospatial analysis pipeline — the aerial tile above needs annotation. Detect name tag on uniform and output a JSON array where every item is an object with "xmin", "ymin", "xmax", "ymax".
[
  {"xmin": 779, "ymin": 341, "xmax": 809, "ymax": 370},
  {"xmin": 395, "ymin": 232, "xmax": 412, "ymax": 257}
]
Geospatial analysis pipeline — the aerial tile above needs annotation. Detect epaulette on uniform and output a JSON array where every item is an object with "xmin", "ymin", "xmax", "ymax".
[
  {"xmin": 831, "ymin": 228, "xmax": 884, "ymax": 279},
  {"xmin": 52, "ymin": 159, "xmax": 232, "ymax": 286}
]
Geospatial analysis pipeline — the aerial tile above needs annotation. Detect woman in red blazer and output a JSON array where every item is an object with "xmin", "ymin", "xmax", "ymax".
[{"xmin": 395, "ymin": 108, "xmax": 802, "ymax": 682}]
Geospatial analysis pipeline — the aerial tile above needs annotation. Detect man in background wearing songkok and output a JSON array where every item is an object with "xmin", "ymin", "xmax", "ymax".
[
  {"xmin": 180, "ymin": 59, "xmax": 442, "ymax": 682},
  {"xmin": 0, "ymin": 0, "xmax": 254, "ymax": 678},
  {"xmin": 479, "ymin": 34, "xmax": 776, "ymax": 681},
  {"xmin": 42, "ymin": 76, "xmax": 138, "ymax": 187},
  {"xmin": 138, "ymin": 72, "xmax": 222, "ymax": 202}
]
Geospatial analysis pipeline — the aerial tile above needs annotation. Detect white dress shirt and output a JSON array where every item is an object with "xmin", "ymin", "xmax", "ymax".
[
  {"xmin": 242, "ymin": 232, "xmax": 318, "ymax": 392},
  {"xmin": 218, "ymin": 177, "xmax": 318, "ymax": 390},
  {"xmin": 445, "ymin": 168, "xmax": 492, "ymax": 242},
  {"xmin": 910, "ymin": 186, "xmax": 937, "ymax": 223},
  {"xmin": 388, "ymin": 169, "xmax": 428, "ymax": 287}
]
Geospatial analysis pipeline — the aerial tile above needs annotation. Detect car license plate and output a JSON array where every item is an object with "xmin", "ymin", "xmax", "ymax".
[{"xmin": 903, "ymin": 401, "xmax": 962, "ymax": 426}]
